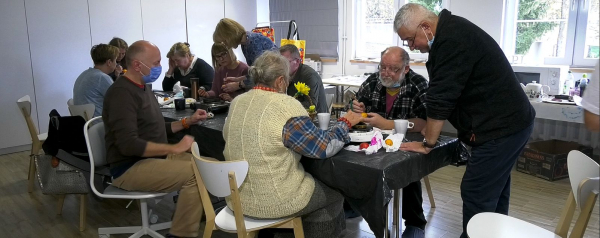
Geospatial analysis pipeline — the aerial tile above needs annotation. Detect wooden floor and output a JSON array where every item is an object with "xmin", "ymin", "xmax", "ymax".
[{"xmin": 0, "ymin": 151, "xmax": 598, "ymax": 238}]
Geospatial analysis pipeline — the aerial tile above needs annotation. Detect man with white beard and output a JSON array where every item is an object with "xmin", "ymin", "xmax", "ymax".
[{"xmin": 350, "ymin": 46, "xmax": 429, "ymax": 238}]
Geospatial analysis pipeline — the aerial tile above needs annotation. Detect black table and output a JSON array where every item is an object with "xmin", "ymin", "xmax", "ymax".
[
  {"xmin": 162, "ymin": 108, "xmax": 227, "ymax": 160},
  {"xmin": 162, "ymin": 109, "xmax": 462, "ymax": 238}
]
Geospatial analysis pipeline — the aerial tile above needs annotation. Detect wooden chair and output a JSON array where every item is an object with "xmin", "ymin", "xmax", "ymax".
[
  {"xmin": 68, "ymin": 103, "xmax": 95, "ymax": 121},
  {"xmin": 467, "ymin": 150, "xmax": 599, "ymax": 238},
  {"xmin": 191, "ymin": 142, "xmax": 305, "ymax": 238},
  {"xmin": 16, "ymin": 95, "xmax": 48, "ymax": 193}
]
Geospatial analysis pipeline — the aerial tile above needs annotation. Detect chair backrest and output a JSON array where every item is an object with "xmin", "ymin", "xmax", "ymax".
[
  {"xmin": 577, "ymin": 177, "xmax": 599, "ymax": 208},
  {"xmin": 83, "ymin": 116, "xmax": 106, "ymax": 196},
  {"xmin": 67, "ymin": 98, "xmax": 74, "ymax": 107},
  {"xmin": 567, "ymin": 150, "xmax": 600, "ymax": 209},
  {"xmin": 191, "ymin": 142, "xmax": 248, "ymax": 197},
  {"xmin": 326, "ymin": 94, "xmax": 334, "ymax": 113},
  {"xmin": 69, "ymin": 103, "xmax": 95, "ymax": 121},
  {"xmin": 16, "ymin": 95, "xmax": 40, "ymax": 142}
]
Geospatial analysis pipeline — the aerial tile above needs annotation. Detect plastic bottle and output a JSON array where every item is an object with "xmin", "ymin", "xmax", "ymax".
[
  {"xmin": 579, "ymin": 73, "xmax": 588, "ymax": 97},
  {"xmin": 563, "ymin": 71, "xmax": 574, "ymax": 95}
]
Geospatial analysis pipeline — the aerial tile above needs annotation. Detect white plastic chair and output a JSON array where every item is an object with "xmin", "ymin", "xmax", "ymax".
[
  {"xmin": 190, "ymin": 142, "xmax": 305, "ymax": 238},
  {"xmin": 467, "ymin": 150, "xmax": 599, "ymax": 238},
  {"xmin": 326, "ymin": 94, "xmax": 334, "ymax": 113},
  {"xmin": 84, "ymin": 116, "xmax": 171, "ymax": 238},
  {"xmin": 68, "ymin": 103, "xmax": 95, "ymax": 121},
  {"xmin": 16, "ymin": 95, "xmax": 48, "ymax": 193}
]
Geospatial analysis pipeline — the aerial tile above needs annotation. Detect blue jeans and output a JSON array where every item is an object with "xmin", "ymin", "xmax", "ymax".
[{"xmin": 460, "ymin": 123, "xmax": 533, "ymax": 238}]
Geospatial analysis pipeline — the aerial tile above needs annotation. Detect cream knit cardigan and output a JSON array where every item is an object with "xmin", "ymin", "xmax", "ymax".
[{"xmin": 223, "ymin": 89, "xmax": 316, "ymax": 218}]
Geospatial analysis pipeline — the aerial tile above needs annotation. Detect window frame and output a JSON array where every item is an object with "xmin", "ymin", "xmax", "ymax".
[
  {"xmin": 352, "ymin": 0, "xmax": 450, "ymax": 60},
  {"xmin": 502, "ymin": 0, "xmax": 598, "ymax": 67}
]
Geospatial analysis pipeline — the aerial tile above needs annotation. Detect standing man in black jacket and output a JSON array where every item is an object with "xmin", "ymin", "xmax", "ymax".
[{"xmin": 394, "ymin": 4, "xmax": 535, "ymax": 238}]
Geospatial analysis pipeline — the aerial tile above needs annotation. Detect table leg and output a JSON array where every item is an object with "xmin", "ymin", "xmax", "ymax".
[
  {"xmin": 335, "ymin": 85, "xmax": 340, "ymax": 103},
  {"xmin": 385, "ymin": 200, "xmax": 390, "ymax": 238},
  {"xmin": 394, "ymin": 189, "xmax": 403, "ymax": 238}
]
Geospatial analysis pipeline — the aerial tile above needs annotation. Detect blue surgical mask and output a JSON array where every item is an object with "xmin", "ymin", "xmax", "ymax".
[
  {"xmin": 422, "ymin": 27, "xmax": 434, "ymax": 49},
  {"xmin": 378, "ymin": 75, "xmax": 402, "ymax": 88},
  {"xmin": 139, "ymin": 61, "xmax": 162, "ymax": 84}
]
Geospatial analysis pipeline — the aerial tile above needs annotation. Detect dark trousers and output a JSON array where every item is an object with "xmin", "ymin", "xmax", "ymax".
[
  {"xmin": 459, "ymin": 124, "xmax": 533, "ymax": 238},
  {"xmin": 403, "ymin": 181, "xmax": 426, "ymax": 229}
]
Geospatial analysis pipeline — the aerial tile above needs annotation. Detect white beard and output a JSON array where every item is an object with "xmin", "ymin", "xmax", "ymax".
[{"xmin": 378, "ymin": 73, "xmax": 405, "ymax": 88}]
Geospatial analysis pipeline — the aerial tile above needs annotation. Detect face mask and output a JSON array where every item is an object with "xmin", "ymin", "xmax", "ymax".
[
  {"xmin": 422, "ymin": 26, "xmax": 435, "ymax": 49},
  {"xmin": 139, "ymin": 61, "xmax": 162, "ymax": 84}
]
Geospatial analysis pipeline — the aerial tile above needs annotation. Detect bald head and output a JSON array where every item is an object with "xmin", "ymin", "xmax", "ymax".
[
  {"xmin": 126, "ymin": 40, "xmax": 160, "ymax": 68},
  {"xmin": 382, "ymin": 46, "xmax": 410, "ymax": 68}
]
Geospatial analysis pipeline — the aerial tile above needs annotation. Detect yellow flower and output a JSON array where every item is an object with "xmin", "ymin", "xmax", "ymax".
[
  {"xmin": 309, "ymin": 105, "xmax": 316, "ymax": 112},
  {"xmin": 294, "ymin": 82, "xmax": 310, "ymax": 96}
]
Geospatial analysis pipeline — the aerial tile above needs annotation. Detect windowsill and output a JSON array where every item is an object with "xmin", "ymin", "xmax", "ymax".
[
  {"xmin": 569, "ymin": 67, "xmax": 595, "ymax": 73},
  {"xmin": 349, "ymin": 59, "xmax": 427, "ymax": 67},
  {"xmin": 320, "ymin": 58, "xmax": 338, "ymax": 63}
]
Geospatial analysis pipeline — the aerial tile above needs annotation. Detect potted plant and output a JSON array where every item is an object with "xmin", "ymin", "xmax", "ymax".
[{"xmin": 293, "ymin": 82, "xmax": 317, "ymax": 120}]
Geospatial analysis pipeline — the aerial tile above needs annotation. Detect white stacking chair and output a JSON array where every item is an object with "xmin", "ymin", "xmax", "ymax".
[
  {"xmin": 69, "ymin": 103, "xmax": 95, "ymax": 121},
  {"xmin": 325, "ymin": 94, "xmax": 334, "ymax": 113},
  {"xmin": 84, "ymin": 117, "xmax": 171, "ymax": 238},
  {"xmin": 190, "ymin": 142, "xmax": 305, "ymax": 238},
  {"xmin": 16, "ymin": 95, "xmax": 48, "ymax": 193},
  {"xmin": 467, "ymin": 150, "xmax": 599, "ymax": 238}
]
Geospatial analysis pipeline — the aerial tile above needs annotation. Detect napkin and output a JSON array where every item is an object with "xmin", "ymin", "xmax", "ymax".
[
  {"xmin": 365, "ymin": 131, "xmax": 383, "ymax": 155},
  {"xmin": 382, "ymin": 133, "xmax": 404, "ymax": 152}
]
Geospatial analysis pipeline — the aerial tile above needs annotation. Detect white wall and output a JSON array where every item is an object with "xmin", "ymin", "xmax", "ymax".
[
  {"xmin": 88, "ymin": 0, "xmax": 144, "ymax": 45},
  {"xmin": 186, "ymin": 0, "xmax": 225, "ymax": 66},
  {"xmin": 450, "ymin": 0, "xmax": 505, "ymax": 45},
  {"xmin": 25, "ymin": 0, "xmax": 93, "ymax": 133},
  {"xmin": 0, "ymin": 0, "xmax": 38, "ymax": 152},
  {"xmin": 142, "ymin": 0, "xmax": 188, "ymax": 90}
]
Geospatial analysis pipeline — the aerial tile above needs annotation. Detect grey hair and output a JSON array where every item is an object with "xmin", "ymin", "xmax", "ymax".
[
  {"xmin": 393, "ymin": 3, "xmax": 438, "ymax": 32},
  {"xmin": 382, "ymin": 47, "xmax": 410, "ymax": 68},
  {"xmin": 250, "ymin": 51, "xmax": 290, "ymax": 87},
  {"xmin": 279, "ymin": 44, "xmax": 301, "ymax": 60}
]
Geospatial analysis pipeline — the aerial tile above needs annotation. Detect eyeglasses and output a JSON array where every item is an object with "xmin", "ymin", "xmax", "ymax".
[
  {"xmin": 378, "ymin": 64, "xmax": 402, "ymax": 74},
  {"xmin": 215, "ymin": 52, "xmax": 228, "ymax": 59},
  {"xmin": 401, "ymin": 24, "xmax": 421, "ymax": 47}
]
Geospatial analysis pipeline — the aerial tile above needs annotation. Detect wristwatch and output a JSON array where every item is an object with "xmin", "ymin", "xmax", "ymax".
[{"xmin": 423, "ymin": 138, "xmax": 437, "ymax": 148}]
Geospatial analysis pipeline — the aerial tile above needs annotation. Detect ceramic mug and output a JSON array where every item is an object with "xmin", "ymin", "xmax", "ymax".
[{"xmin": 394, "ymin": 119, "xmax": 414, "ymax": 134}]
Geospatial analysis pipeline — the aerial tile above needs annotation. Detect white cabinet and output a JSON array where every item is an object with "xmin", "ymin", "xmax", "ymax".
[
  {"xmin": 186, "ymin": 0, "xmax": 225, "ymax": 65},
  {"xmin": 141, "ymin": 0, "xmax": 188, "ymax": 90},
  {"xmin": 0, "ymin": 0, "xmax": 38, "ymax": 151},
  {"xmin": 88, "ymin": 0, "xmax": 144, "ymax": 45},
  {"xmin": 25, "ymin": 0, "xmax": 93, "ymax": 133}
]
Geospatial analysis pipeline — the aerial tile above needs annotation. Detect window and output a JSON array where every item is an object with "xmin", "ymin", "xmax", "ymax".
[
  {"xmin": 353, "ymin": 0, "xmax": 447, "ymax": 60},
  {"xmin": 503, "ymin": 0, "xmax": 599, "ymax": 67}
]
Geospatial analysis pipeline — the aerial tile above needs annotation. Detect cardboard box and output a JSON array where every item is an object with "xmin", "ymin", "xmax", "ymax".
[{"xmin": 516, "ymin": 140, "xmax": 593, "ymax": 181}]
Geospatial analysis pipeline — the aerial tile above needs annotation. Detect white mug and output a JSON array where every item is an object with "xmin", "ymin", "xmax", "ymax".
[
  {"xmin": 394, "ymin": 119, "xmax": 414, "ymax": 134},
  {"xmin": 317, "ymin": 113, "xmax": 331, "ymax": 130}
]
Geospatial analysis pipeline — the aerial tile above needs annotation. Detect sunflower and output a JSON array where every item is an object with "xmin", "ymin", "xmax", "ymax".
[{"xmin": 294, "ymin": 82, "xmax": 310, "ymax": 96}]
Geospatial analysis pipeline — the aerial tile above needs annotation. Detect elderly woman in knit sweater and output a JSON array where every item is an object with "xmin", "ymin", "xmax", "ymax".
[{"xmin": 223, "ymin": 51, "xmax": 362, "ymax": 238}]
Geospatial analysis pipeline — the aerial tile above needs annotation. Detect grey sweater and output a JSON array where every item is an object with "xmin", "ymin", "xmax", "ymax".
[{"xmin": 286, "ymin": 64, "xmax": 329, "ymax": 113}]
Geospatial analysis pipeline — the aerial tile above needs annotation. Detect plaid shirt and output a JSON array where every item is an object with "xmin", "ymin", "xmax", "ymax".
[
  {"xmin": 282, "ymin": 116, "xmax": 350, "ymax": 159},
  {"xmin": 352, "ymin": 70, "xmax": 428, "ymax": 120}
]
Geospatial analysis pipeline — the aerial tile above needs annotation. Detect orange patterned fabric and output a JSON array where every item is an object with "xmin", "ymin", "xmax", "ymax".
[{"xmin": 252, "ymin": 27, "xmax": 275, "ymax": 42}]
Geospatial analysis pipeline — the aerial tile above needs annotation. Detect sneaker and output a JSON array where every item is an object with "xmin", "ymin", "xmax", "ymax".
[{"xmin": 401, "ymin": 226, "xmax": 425, "ymax": 238}]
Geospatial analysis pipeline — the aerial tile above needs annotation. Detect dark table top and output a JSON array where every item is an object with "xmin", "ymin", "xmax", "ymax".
[{"xmin": 162, "ymin": 109, "xmax": 462, "ymax": 238}]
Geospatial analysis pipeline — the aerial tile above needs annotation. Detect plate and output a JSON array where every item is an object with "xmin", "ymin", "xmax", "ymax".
[
  {"xmin": 349, "ymin": 131, "xmax": 375, "ymax": 142},
  {"xmin": 542, "ymin": 99, "xmax": 576, "ymax": 105}
]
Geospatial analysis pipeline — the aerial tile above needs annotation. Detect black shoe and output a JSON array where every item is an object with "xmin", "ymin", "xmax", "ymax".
[{"xmin": 401, "ymin": 226, "xmax": 425, "ymax": 238}]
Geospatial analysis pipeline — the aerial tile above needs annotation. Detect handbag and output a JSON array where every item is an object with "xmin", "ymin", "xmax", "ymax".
[
  {"xmin": 280, "ymin": 20, "xmax": 306, "ymax": 63},
  {"xmin": 252, "ymin": 26, "xmax": 275, "ymax": 43}
]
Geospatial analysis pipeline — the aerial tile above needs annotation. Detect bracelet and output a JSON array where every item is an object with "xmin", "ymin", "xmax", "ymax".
[
  {"xmin": 337, "ymin": 117, "xmax": 352, "ymax": 128},
  {"xmin": 181, "ymin": 117, "xmax": 190, "ymax": 129}
]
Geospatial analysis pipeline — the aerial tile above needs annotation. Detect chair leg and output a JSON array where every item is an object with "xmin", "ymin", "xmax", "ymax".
[
  {"xmin": 80, "ymin": 194, "xmax": 86, "ymax": 232},
  {"xmin": 246, "ymin": 231, "xmax": 258, "ymax": 238},
  {"xmin": 292, "ymin": 217, "xmax": 305, "ymax": 238},
  {"xmin": 203, "ymin": 219, "xmax": 216, "ymax": 238},
  {"xmin": 423, "ymin": 176, "xmax": 436, "ymax": 208},
  {"xmin": 56, "ymin": 194, "xmax": 66, "ymax": 215},
  {"xmin": 28, "ymin": 154, "xmax": 37, "ymax": 193}
]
